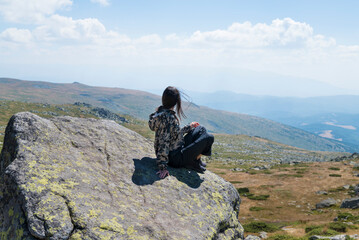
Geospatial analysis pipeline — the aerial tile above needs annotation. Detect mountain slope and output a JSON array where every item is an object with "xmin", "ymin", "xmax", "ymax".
[
  {"xmin": 0, "ymin": 78, "xmax": 357, "ymax": 152},
  {"xmin": 187, "ymin": 90, "xmax": 359, "ymax": 146}
]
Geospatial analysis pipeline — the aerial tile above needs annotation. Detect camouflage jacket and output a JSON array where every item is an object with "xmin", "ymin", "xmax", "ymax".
[{"xmin": 148, "ymin": 106, "xmax": 192, "ymax": 170}]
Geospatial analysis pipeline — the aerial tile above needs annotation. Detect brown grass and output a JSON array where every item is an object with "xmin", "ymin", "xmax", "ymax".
[{"xmin": 208, "ymin": 160, "xmax": 359, "ymax": 237}]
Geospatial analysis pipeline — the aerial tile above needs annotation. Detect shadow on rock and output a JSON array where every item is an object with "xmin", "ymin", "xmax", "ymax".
[{"xmin": 132, "ymin": 157, "xmax": 204, "ymax": 189}]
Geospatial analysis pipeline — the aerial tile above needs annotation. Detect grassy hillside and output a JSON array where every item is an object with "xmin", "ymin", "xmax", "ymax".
[
  {"xmin": 0, "ymin": 78, "xmax": 357, "ymax": 152},
  {"xmin": 0, "ymin": 100, "xmax": 345, "ymax": 164},
  {"xmin": 209, "ymin": 134, "xmax": 345, "ymax": 167},
  {"xmin": 0, "ymin": 100, "xmax": 154, "ymax": 151}
]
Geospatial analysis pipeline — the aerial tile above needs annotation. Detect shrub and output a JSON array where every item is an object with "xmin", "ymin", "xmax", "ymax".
[
  {"xmin": 243, "ymin": 221, "xmax": 280, "ymax": 233},
  {"xmin": 337, "ymin": 212, "xmax": 359, "ymax": 222},
  {"xmin": 268, "ymin": 234, "xmax": 306, "ymax": 240},
  {"xmin": 329, "ymin": 222, "xmax": 347, "ymax": 232},
  {"xmin": 247, "ymin": 194, "xmax": 270, "ymax": 200},
  {"xmin": 306, "ymin": 228, "xmax": 339, "ymax": 236},
  {"xmin": 230, "ymin": 181, "xmax": 243, "ymax": 184},
  {"xmin": 328, "ymin": 167, "xmax": 340, "ymax": 171},
  {"xmin": 305, "ymin": 225, "xmax": 322, "ymax": 233},
  {"xmin": 337, "ymin": 212, "xmax": 355, "ymax": 221},
  {"xmin": 347, "ymin": 224, "xmax": 359, "ymax": 230},
  {"xmin": 237, "ymin": 187, "xmax": 250, "ymax": 194},
  {"xmin": 329, "ymin": 174, "xmax": 342, "ymax": 177},
  {"xmin": 249, "ymin": 206, "xmax": 265, "ymax": 211}
]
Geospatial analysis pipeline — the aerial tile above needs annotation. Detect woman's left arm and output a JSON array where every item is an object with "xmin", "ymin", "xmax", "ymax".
[{"xmin": 180, "ymin": 124, "xmax": 192, "ymax": 134}]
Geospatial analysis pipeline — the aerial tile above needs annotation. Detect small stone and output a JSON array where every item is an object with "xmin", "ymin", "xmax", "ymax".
[
  {"xmin": 316, "ymin": 191, "xmax": 328, "ymax": 195},
  {"xmin": 259, "ymin": 231, "xmax": 268, "ymax": 239},
  {"xmin": 343, "ymin": 185, "xmax": 350, "ymax": 189},
  {"xmin": 245, "ymin": 235, "xmax": 261, "ymax": 240}
]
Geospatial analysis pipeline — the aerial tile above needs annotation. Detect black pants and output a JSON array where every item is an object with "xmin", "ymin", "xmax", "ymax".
[{"xmin": 168, "ymin": 126, "xmax": 214, "ymax": 168}]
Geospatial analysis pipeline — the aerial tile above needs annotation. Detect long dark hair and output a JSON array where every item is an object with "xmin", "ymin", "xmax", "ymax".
[{"xmin": 162, "ymin": 86, "xmax": 186, "ymax": 120}]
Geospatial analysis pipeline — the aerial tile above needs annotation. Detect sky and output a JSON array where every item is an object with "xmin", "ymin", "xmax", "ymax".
[{"xmin": 0, "ymin": 0, "xmax": 359, "ymax": 96}]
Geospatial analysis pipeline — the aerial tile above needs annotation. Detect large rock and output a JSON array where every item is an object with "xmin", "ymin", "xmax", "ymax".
[
  {"xmin": 340, "ymin": 197, "xmax": 359, "ymax": 209},
  {"xmin": 0, "ymin": 112, "xmax": 244, "ymax": 240},
  {"xmin": 315, "ymin": 198, "xmax": 337, "ymax": 209}
]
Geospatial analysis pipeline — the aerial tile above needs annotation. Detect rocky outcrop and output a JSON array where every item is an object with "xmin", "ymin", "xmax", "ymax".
[
  {"xmin": 310, "ymin": 235, "xmax": 359, "ymax": 240},
  {"xmin": 315, "ymin": 198, "xmax": 337, "ymax": 209},
  {"xmin": 340, "ymin": 197, "xmax": 359, "ymax": 209},
  {"xmin": 0, "ymin": 112, "xmax": 244, "ymax": 239}
]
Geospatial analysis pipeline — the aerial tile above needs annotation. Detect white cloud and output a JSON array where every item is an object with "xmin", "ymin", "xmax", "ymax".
[
  {"xmin": 0, "ymin": 28, "xmax": 33, "ymax": 43},
  {"xmin": 33, "ymin": 15, "xmax": 107, "ymax": 41},
  {"xmin": 185, "ymin": 18, "xmax": 334, "ymax": 49},
  {"xmin": 0, "ymin": 14, "xmax": 358, "ymax": 91},
  {"xmin": 0, "ymin": 0, "xmax": 72, "ymax": 23},
  {"xmin": 134, "ymin": 34, "xmax": 162, "ymax": 45},
  {"xmin": 90, "ymin": 0, "xmax": 110, "ymax": 6}
]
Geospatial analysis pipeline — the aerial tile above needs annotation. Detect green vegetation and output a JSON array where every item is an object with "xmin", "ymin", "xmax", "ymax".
[
  {"xmin": 247, "ymin": 194, "xmax": 270, "ymax": 201},
  {"xmin": 306, "ymin": 228, "xmax": 339, "ymax": 236},
  {"xmin": 2, "ymin": 78, "xmax": 357, "ymax": 152},
  {"xmin": 249, "ymin": 206, "xmax": 265, "ymax": 211},
  {"xmin": 210, "ymin": 134, "xmax": 345, "ymax": 168},
  {"xmin": 329, "ymin": 174, "xmax": 342, "ymax": 177},
  {"xmin": 268, "ymin": 234, "xmax": 306, "ymax": 240},
  {"xmin": 276, "ymin": 174, "xmax": 304, "ymax": 178},
  {"xmin": 237, "ymin": 187, "xmax": 270, "ymax": 200},
  {"xmin": 243, "ymin": 221, "xmax": 280, "ymax": 233},
  {"xmin": 305, "ymin": 222, "xmax": 351, "ymax": 236},
  {"xmin": 305, "ymin": 225, "xmax": 322, "ymax": 233},
  {"xmin": 0, "ymin": 100, "xmax": 155, "ymax": 152},
  {"xmin": 328, "ymin": 222, "xmax": 347, "ymax": 232},
  {"xmin": 337, "ymin": 212, "xmax": 359, "ymax": 222},
  {"xmin": 229, "ymin": 181, "xmax": 243, "ymax": 184},
  {"xmin": 329, "ymin": 187, "xmax": 346, "ymax": 192},
  {"xmin": 237, "ymin": 188, "xmax": 250, "ymax": 194},
  {"xmin": 328, "ymin": 167, "xmax": 340, "ymax": 171}
]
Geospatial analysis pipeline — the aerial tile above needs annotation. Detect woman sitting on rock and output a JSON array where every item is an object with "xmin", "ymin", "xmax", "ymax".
[{"xmin": 148, "ymin": 86, "xmax": 214, "ymax": 179}]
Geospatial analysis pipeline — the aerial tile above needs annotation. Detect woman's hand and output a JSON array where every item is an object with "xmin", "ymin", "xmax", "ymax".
[
  {"xmin": 190, "ymin": 122, "xmax": 200, "ymax": 128},
  {"xmin": 156, "ymin": 169, "xmax": 170, "ymax": 179}
]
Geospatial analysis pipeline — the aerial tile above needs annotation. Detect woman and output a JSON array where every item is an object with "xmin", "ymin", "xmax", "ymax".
[{"xmin": 148, "ymin": 86, "xmax": 214, "ymax": 179}]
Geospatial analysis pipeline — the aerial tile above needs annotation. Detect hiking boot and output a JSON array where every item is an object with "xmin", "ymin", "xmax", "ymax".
[
  {"xmin": 198, "ymin": 158, "xmax": 207, "ymax": 167},
  {"xmin": 185, "ymin": 163, "xmax": 206, "ymax": 173}
]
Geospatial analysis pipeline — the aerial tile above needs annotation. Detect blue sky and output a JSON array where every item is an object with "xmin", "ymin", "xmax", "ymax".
[{"xmin": 0, "ymin": 0, "xmax": 359, "ymax": 96}]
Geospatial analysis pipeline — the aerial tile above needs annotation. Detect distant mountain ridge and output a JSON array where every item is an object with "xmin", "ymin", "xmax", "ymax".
[
  {"xmin": 0, "ymin": 77, "xmax": 358, "ymax": 152},
  {"xmin": 187, "ymin": 90, "xmax": 359, "ymax": 146}
]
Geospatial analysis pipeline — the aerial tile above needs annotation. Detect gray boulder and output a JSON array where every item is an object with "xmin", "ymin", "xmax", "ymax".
[
  {"xmin": 354, "ymin": 184, "xmax": 359, "ymax": 196},
  {"xmin": 0, "ymin": 112, "xmax": 244, "ymax": 240},
  {"xmin": 315, "ymin": 198, "xmax": 336, "ymax": 209},
  {"xmin": 340, "ymin": 197, "xmax": 359, "ymax": 209}
]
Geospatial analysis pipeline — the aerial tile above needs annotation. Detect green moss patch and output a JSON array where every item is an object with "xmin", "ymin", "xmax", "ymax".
[
  {"xmin": 329, "ymin": 174, "xmax": 342, "ymax": 177},
  {"xmin": 247, "ymin": 194, "xmax": 270, "ymax": 200},
  {"xmin": 237, "ymin": 187, "xmax": 250, "ymax": 194},
  {"xmin": 249, "ymin": 206, "xmax": 265, "ymax": 211},
  {"xmin": 243, "ymin": 221, "xmax": 280, "ymax": 233}
]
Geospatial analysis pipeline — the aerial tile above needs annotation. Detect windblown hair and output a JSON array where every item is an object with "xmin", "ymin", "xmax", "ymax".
[{"xmin": 162, "ymin": 86, "xmax": 186, "ymax": 120}]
